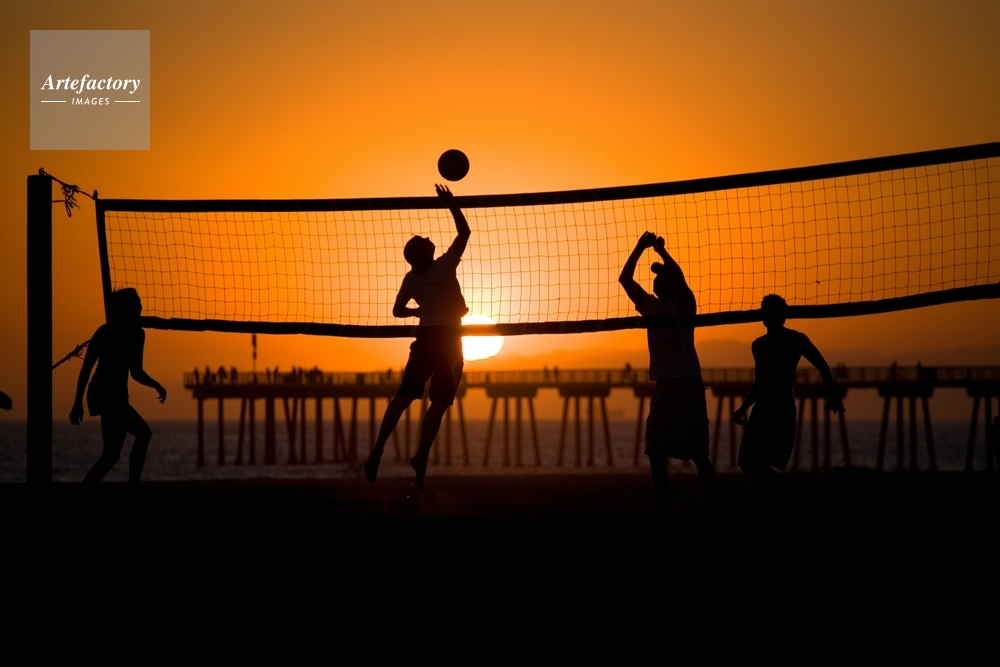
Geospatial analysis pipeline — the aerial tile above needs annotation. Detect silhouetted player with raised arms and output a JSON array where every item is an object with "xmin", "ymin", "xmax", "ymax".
[
  {"xmin": 365, "ymin": 184, "xmax": 470, "ymax": 489},
  {"xmin": 70, "ymin": 288, "xmax": 167, "ymax": 484},
  {"xmin": 620, "ymin": 232, "xmax": 717, "ymax": 513},
  {"xmin": 732, "ymin": 295, "xmax": 843, "ymax": 506}
]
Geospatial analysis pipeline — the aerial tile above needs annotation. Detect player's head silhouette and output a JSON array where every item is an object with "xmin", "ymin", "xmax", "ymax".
[
  {"xmin": 760, "ymin": 293, "xmax": 788, "ymax": 330},
  {"xmin": 109, "ymin": 287, "xmax": 142, "ymax": 324},
  {"xmin": 650, "ymin": 263, "xmax": 679, "ymax": 302},
  {"xmin": 404, "ymin": 236, "xmax": 435, "ymax": 273}
]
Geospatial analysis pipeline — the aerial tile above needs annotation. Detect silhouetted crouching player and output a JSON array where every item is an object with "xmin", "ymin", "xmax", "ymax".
[
  {"xmin": 364, "ymin": 184, "xmax": 471, "ymax": 489},
  {"xmin": 732, "ymin": 295, "xmax": 843, "ymax": 508},
  {"xmin": 620, "ymin": 232, "xmax": 717, "ymax": 513},
  {"xmin": 70, "ymin": 288, "xmax": 167, "ymax": 484}
]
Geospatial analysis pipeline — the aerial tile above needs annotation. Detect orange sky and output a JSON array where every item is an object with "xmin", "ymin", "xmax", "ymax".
[{"xmin": 1, "ymin": 0, "xmax": 998, "ymax": 421}]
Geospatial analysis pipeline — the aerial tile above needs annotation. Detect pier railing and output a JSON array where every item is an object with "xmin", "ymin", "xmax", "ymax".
[{"xmin": 184, "ymin": 365, "xmax": 1000, "ymax": 390}]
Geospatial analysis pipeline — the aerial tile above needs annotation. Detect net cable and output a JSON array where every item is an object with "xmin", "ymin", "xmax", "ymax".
[{"xmin": 94, "ymin": 143, "xmax": 1000, "ymax": 337}]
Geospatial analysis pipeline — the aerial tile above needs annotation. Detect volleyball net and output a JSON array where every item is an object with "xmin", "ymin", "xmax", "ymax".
[{"xmin": 95, "ymin": 143, "xmax": 1000, "ymax": 337}]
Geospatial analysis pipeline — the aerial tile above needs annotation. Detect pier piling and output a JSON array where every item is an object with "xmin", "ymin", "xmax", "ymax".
[
  {"xmin": 197, "ymin": 398, "xmax": 204, "ymax": 466},
  {"xmin": 183, "ymin": 365, "xmax": 999, "ymax": 471},
  {"xmin": 235, "ymin": 398, "xmax": 246, "ymax": 465},
  {"xmin": 876, "ymin": 381, "xmax": 933, "ymax": 472},
  {"xmin": 556, "ymin": 384, "xmax": 612, "ymax": 467},
  {"xmin": 964, "ymin": 384, "xmax": 999, "ymax": 472},
  {"xmin": 483, "ymin": 386, "xmax": 538, "ymax": 467}
]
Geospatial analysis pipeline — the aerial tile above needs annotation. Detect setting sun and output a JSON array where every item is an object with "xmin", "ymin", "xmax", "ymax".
[{"xmin": 462, "ymin": 315, "xmax": 504, "ymax": 361}]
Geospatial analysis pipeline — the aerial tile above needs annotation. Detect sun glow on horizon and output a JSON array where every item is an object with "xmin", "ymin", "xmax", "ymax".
[{"xmin": 462, "ymin": 315, "xmax": 504, "ymax": 361}]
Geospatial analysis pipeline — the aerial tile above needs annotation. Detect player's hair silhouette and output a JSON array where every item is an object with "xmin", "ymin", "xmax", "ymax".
[
  {"xmin": 364, "ymin": 185, "xmax": 471, "ymax": 489},
  {"xmin": 70, "ymin": 288, "xmax": 167, "ymax": 484}
]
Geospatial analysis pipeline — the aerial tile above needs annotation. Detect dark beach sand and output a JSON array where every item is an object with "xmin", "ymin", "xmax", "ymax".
[{"xmin": 2, "ymin": 471, "xmax": 995, "ymax": 649}]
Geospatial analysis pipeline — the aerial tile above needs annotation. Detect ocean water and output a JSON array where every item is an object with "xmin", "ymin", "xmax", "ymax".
[{"xmin": 0, "ymin": 416, "xmax": 992, "ymax": 483}]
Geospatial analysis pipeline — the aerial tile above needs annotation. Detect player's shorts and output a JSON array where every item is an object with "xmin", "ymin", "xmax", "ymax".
[
  {"xmin": 396, "ymin": 326, "xmax": 465, "ymax": 406},
  {"xmin": 644, "ymin": 377, "xmax": 710, "ymax": 460},
  {"xmin": 86, "ymin": 381, "xmax": 128, "ymax": 417},
  {"xmin": 737, "ymin": 395, "xmax": 797, "ymax": 471}
]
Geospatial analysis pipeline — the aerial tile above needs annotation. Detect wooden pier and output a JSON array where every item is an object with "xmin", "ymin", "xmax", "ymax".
[{"xmin": 184, "ymin": 365, "xmax": 1000, "ymax": 471}]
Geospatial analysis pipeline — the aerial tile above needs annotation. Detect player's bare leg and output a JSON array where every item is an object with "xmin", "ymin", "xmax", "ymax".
[
  {"xmin": 364, "ymin": 395, "xmax": 413, "ymax": 483},
  {"xmin": 409, "ymin": 401, "xmax": 448, "ymax": 490}
]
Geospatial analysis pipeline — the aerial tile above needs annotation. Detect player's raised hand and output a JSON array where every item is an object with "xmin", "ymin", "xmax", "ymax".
[
  {"xmin": 70, "ymin": 399, "xmax": 84, "ymax": 425},
  {"xmin": 654, "ymin": 235, "xmax": 666, "ymax": 252},
  {"xmin": 825, "ymin": 394, "xmax": 844, "ymax": 414},
  {"xmin": 636, "ymin": 231, "xmax": 658, "ymax": 250},
  {"xmin": 435, "ymin": 183, "xmax": 456, "ymax": 206},
  {"xmin": 732, "ymin": 406, "xmax": 747, "ymax": 425}
]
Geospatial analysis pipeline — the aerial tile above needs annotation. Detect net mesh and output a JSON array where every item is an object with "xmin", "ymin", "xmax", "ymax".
[{"xmin": 99, "ymin": 149, "xmax": 1000, "ymax": 334}]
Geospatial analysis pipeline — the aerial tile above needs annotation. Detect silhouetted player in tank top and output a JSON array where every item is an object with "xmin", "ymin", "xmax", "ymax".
[
  {"xmin": 364, "ymin": 184, "xmax": 471, "ymax": 489},
  {"xmin": 70, "ymin": 288, "xmax": 167, "ymax": 484},
  {"xmin": 732, "ymin": 295, "xmax": 843, "ymax": 506},
  {"xmin": 620, "ymin": 232, "xmax": 717, "ymax": 514}
]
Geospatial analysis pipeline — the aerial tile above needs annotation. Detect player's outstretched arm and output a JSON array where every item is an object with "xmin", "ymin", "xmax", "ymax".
[
  {"xmin": 70, "ymin": 331, "xmax": 100, "ymax": 424},
  {"xmin": 653, "ymin": 236, "xmax": 696, "ymax": 315},
  {"xmin": 619, "ymin": 232, "xmax": 657, "ymax": 307},
  {"xmin": 436, "ymin": 184, "xmax": 471, "ymax": 258},
  {"xmin": 732, "ymin": 381, "xmax": 758, "ymax": 425},
  {"xmin": 129, "ymin": 331, "xmax": 167, "ymax": 403},
  {"xmin": 391, "ymin": 281, "xmax": 420, "ymax": 319},
  {"xmin": 802, "ymin": 337, "xmax": 844, "ymax": 413},
  {"xmin": 653, "ymin": 237, "xmax": 685, "ymax": 282}
]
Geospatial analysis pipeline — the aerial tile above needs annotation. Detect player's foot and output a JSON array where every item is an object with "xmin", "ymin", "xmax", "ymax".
[
  {"xmin": 364, "ymin": 450, "xmax": 382, "ymax": 483},
  {"xmin": 410, "ymin": 455, "xmax": 427, "ymax": 490}
]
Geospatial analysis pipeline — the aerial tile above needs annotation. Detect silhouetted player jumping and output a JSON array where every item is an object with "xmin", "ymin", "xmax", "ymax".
[
  {"xmin": 365, "ymin": 184, "xmax": 471, "ymax": 489},
  {"xmin": 620, "ymin": 232, "xmax": 717, "ymax": 513},
  {"xmin": 70, "ymin": 288, "xmax": 167, "ymax": 484},
  {"xmin": 732, "ymin": 295, "xmax": 843, "ymax": 506}
]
